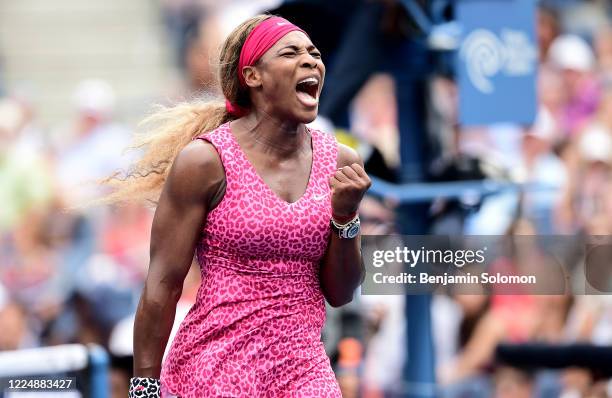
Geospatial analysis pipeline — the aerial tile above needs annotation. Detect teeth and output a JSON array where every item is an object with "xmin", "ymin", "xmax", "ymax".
[{"xmin": 298, "ymin": 77, "xmax": 318, "ymax": 85}]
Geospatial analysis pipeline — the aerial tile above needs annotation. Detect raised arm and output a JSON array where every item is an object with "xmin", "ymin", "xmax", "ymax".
[
  {"xmin": 133, "ymin": 139, "xmax": 225, "ymax": 378},
  {"xmin": 319, "ymin": 143, "xmax": 371, "ymax": 307}
]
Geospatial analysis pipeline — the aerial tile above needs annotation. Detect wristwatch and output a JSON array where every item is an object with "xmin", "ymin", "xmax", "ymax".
[{"xmin": 330, "ymin": 214, "xmax": 360, "ymax": 239}]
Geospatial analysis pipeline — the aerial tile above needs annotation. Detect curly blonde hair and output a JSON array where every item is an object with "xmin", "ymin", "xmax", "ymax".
[{"xmin": 97, "ymin": 14, "xmax": 272, "ymax": 206}]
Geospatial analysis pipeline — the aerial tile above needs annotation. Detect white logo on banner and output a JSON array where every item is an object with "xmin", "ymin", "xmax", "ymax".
[{"xmin": 460, "ymin": 28, "xmax": 537, "ymax": 94}]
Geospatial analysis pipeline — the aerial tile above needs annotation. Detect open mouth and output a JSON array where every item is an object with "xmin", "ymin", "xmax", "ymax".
[{"xmin": 295, "ymin": 77, "xmax": 319, "ymax": 106}]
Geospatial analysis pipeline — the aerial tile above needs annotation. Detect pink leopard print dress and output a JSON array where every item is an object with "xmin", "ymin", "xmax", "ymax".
[{"xmin": 160, "ymin": 122, "xmax": 342, "ymax": 397}]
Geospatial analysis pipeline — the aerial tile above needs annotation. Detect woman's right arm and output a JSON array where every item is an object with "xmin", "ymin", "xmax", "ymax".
[{"xmin": 133, "ymin": 139, "xmax": 225, "ymax": 378}]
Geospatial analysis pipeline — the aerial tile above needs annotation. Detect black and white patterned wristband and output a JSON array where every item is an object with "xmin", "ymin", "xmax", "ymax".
[{"xmin": 129, "ymin": 377, "xmax": 161, "ymax": 398}]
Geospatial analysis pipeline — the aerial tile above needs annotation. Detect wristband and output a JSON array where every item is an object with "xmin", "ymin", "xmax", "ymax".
[
  {"xmin": 332, "ymin": 211, "xmax": 358, "ymax": 225},
  {"xmin": 129, "ymin": 377, "xmax": 161, "ymax": 398}
]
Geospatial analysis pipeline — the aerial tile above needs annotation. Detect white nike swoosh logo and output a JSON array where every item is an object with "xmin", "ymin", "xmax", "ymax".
[{"xmin": 313, "ymin": 193, "xmax": 327, "ymax": 201}]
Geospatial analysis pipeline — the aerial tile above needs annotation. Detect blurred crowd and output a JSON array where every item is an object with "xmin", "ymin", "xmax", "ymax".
[
  {"xmin": 351, "ymin": 2, "xmax": 612, "ymax": 398},
  {"xmin": 1, "ymin": 1, "xmax": 612, "ymax": 398}
]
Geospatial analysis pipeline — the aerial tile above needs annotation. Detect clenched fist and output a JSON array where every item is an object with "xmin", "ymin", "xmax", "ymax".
[{"xmin": 329, "ymin": 163, "xmax": 372, "ymax": 219}]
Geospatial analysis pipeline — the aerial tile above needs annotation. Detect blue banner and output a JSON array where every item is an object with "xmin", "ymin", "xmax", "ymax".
[{"xmin": 457, "ymin": 0, "xmax": 537, "ymax": 125}]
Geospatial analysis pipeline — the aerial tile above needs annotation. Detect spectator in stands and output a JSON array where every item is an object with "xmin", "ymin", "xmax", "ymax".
[
  {"xmin": 0, "ymin": 300, "xmax": 34, "ymax": 350},
  {"xmin": 159, "ymin": 0, "xmax": 207, "ymax": 72},
  {"xmin": 0, "ymin": 98, "xmax": 53, "ymax": 233},
  {"xmin": 537, "ymin": 5, "xmax": 561, "ymax": 62},
  {"xmin": 548, "ymin": 34, "xmax": 600, "ymax": 136},
  {"xmin": 594, "ymin": 24, "xmax": 612, "ymax": 78},
  {"xmin": 53, "ymin": 79, "xmax": 134, "ymax": 209}
]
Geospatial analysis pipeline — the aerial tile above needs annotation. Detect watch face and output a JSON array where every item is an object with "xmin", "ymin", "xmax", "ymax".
[{"xmin": 346, "ymin": 222, "xmax": 360, "ymax": 239}]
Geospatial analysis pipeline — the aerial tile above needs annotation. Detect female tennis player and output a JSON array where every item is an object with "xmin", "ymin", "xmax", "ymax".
[{"xmin": 119, "ymin": 14, "xmax": 370, "ymax": 397}]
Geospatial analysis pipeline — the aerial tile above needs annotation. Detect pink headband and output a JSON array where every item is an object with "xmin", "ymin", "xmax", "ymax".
[{"xmin": 226, "ymin": 16, "xmax": 307, "ymax": 117}]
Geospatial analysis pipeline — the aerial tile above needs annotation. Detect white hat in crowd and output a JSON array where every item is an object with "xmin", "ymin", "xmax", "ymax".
[
  {"xmin": 548, "ymin": 34, "xmax": 596, "ymax": 72},
  {"xmin": 72, "ymin": 79, "xmax": 116, "ymax": 117},
  {"xmin": 579, "ymin": 124, "xmax": 612, "ymax": 164}
]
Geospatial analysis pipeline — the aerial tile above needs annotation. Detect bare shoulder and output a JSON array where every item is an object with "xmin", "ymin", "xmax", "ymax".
[
  {"xmin": 173, "ymin": 138, "xmax": 224, "ymax": 175},
  {"xmin": 165, "ymin": 138, "xmax": 225, "ymax": 205},
  {"xmin": 336, "ymin": 142, "xmax": 364, "ymax": 168}
]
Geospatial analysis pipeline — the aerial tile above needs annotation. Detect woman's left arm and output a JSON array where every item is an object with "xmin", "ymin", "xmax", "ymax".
[{"xmin": 319, "ymin": 143, "xmax": 371, "ymax": 307}]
